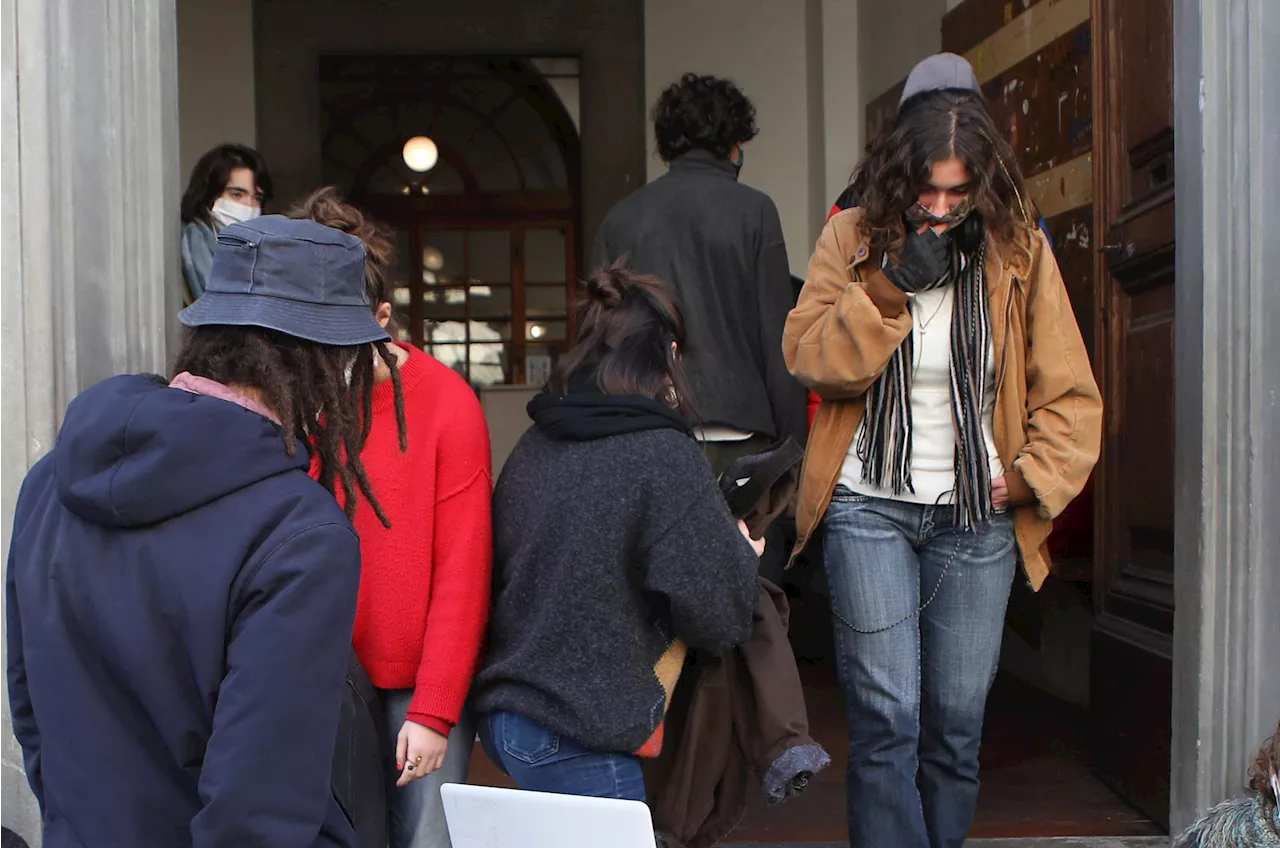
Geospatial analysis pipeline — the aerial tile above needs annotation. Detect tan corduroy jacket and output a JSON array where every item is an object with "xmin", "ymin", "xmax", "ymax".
[{"xmin": 783, "ymin": 209, "xmax": 1102, "ymax": 589}]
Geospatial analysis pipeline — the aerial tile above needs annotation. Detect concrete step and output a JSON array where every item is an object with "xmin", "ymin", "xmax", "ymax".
[
  {"xmin": 723, "ymin": 839, "xmax": 1168, "ymax": 848},
  {"xmin": 963, "ymin": 839, "xmax": 1168, "ymax": 848}
]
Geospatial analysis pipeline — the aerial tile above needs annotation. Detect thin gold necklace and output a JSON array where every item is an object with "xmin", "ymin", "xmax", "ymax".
[{"xmin": 914, "ymin": 287, "xmax": 950, "ymax": 335}]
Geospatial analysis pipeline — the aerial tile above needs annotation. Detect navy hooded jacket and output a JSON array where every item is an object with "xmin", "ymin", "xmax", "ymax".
[{"xmin": 6, "ymin": 374, "xmax": 361, "ymax": 847}]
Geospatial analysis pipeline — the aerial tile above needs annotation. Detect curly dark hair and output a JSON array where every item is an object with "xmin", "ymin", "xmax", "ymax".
[
  {"xmin": 1248, "ymin": 717, "xmax": 1279, "ymax": 808},
  {"xmin": 548, "ymin": 260, "xmax": 698, "ymax": 419},
  {"xmin": 290, "ymin": 186, "xmax": 408, "ymax": 453},
  {"xmin": 173, "ymin": 326, "xmax": 391, "ymax": 527},
  {"xmin": 180, "ymin": 144, "xmax": 274, "ymax": 226},
  {"xmin": 653, "ymin": 73, "xmax": 758, "ymax": 163},
  {"xmin": 850, "ymin": 89, "xmax": 1033, "ymax": 257}
]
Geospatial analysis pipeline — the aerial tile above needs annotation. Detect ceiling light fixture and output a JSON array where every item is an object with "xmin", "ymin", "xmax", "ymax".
[{"xmin": 402, "ymin": 136, "xmax": 439, "ymax": 173}]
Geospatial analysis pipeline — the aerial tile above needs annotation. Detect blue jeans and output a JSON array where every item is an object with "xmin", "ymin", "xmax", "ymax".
[
  {"xmin": 477, "ymin": 711, "xmax": 646, "ymax": 802},
  {"xmin": 382, "ymin": 689, "xmax": 475, "ymax": 848},
  {"xmin": 823, "ymin": 489, "xmax": 1016, "ymax": 848}
]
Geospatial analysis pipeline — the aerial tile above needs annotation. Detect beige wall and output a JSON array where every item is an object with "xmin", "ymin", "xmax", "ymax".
[
  {"xmin": 858, "ymin": 0, "xmax": 945, "ymax": 107},
  {"xmin": 177, "ymin": 0, "xmax": 257, "ymax": 181},
  {"xmin": 644, "ymin": 0, "xmax": 825, "ymax": 277},
  {"xmin": 821, "ymin": 0, "xmax": 862, "ymax": 214},
  {"xmin": 479, "ymin": 387, "xmax": 539, "ymax": 478}
]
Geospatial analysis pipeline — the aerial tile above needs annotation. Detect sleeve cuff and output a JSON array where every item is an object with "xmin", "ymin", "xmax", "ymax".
[
  {"xmin": 1003, "ymin": 468, "xmax": 1037, "ymax": 507},
  {"xmin": 862, "ymin": 270, "xmax": 911, "ymax": 318},
  {"xmin": 407, "ymin": 712, "xmax": 455, "ymax": 738}
]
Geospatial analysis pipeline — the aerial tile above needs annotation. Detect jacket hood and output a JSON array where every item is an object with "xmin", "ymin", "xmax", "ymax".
[{"xmin": 55, "ymin": 374, "xmax": 310, "ymax": 528}]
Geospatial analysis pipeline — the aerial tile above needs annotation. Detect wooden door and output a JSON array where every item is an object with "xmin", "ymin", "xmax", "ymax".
[{"xmin": 1090, "ymin": 0, "xmax": 1175, "ymax": 827}]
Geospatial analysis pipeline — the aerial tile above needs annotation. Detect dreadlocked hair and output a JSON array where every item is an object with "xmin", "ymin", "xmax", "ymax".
[
  {"xmin": 290, "ymin": 185, "xmax": 408, "ymax": 452},
  {"xmin": 172, "ymin": 325, "xmax": 393, "ymax": 528}
]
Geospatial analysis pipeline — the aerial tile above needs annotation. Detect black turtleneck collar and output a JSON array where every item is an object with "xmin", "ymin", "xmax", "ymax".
[
  {"xmin": 667, "ymin": 149, "xmax": 740, "ymax": 181},
  {"xmin": 527, "ymin": 390, "xmax": 695, "ymax": 442}
]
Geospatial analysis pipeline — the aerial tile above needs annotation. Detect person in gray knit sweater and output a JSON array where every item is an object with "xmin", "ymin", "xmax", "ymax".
[
  {"xmin": 472, "ymin": 261, "xmax": 764, "ymax": 802},
  {"xmin": 1173, "ymin": 718, "xmax": 1280, "ymax": 847}
]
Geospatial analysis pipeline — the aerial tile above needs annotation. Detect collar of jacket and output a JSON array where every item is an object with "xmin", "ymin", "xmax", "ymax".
[
  {"xmin": 667, "ymin": 149, "xmax": 740, "ymax": 181},
  {"xmin": 846, "ymin": 225, "xmax": 1034, "ymax": 301},
  {"xmin": 842, "ymin": 213, "xmax": 1038, "ymax": 406}
]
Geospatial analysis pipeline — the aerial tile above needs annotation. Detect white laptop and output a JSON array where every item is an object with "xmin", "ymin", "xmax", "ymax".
[{"xmin": 441, "ymin": 783, "xmax": 658, "ymax": 848}]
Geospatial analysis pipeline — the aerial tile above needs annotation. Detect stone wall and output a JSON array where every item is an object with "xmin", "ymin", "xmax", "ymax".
[{"xmin": 1, "ymin": 1, "xmax": 180, "ymax": 843}]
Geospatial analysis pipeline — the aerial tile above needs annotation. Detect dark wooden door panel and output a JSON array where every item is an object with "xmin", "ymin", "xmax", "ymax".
[
  {"xmin": 1091, "ymin": 0, "xmax": 1175, "ymax": 827},
  {"xmin": 1091, "ymin": 618, "xmax": 1173, "ymax": 821},
  {"xmin": 1115, "ymin": 2, "xmax": 1174, "ymax": 179},
  {"xmin": 1119, "ymin": 285, "xmax": 1174, "ymax": 566}
]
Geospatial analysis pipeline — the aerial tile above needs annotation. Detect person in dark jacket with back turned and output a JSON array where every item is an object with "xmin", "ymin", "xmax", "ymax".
[
  {"xmin": 590, "ymin": 73, "xmax": 807, "ymax": 471},
  {"xmin": 472, "ymin": 261, "xmax": 763, "ymax": 802},
  {"xmin": 6, "ymin": 215, "xmax": 394, "ymax": 847}
]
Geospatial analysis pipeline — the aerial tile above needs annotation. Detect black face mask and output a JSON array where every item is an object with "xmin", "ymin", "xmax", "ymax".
[
  {"xmin": 904, "ymin": 195, "xmax": 976, "ymax": 229},
  {"xmin": 903, "ymin": 199, "xmax": 983, "ymax": 255}
]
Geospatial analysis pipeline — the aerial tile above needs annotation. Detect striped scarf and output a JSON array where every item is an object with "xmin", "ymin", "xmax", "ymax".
[{"xmin": 855, "ymin": 237, "xmax": 993, "ymax": 530}]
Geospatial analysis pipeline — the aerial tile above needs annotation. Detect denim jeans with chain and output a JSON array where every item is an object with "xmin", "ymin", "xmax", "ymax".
[{"xmin": 823, "ymin": 487, "xmax": 1016, "ymax": 848}]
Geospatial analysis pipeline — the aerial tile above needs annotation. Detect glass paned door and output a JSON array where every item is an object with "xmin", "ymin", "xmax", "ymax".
[
  {"xmin": 521, "ymin": 226, "xmax": 571, "ymax": 386},
  {"xmin": 418, "ymin": 228, "xmax": 512, "ymax": 387},
  {"xmin": 396, "ymin": 221, "xmax": 574, "ymax": 389},
  {"xmin": 389, "ymin": 229, "xmax": 414, "ymax": 343}
]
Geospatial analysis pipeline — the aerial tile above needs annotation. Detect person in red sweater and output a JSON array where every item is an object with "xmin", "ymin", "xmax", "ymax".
[{"xmin": 295, "ymin": 188, "xmax": 493, "ymax": 848}]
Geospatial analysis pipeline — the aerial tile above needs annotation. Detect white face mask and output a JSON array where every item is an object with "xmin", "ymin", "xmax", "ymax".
[{"xmin": 211, "ymin": 197, "xmax": 261, "ymax": 228}]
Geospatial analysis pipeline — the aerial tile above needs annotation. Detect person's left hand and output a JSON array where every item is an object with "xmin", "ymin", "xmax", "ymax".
[
  {"xmin": 991, "ymin": 476, "xmax": 1010, "ymax": 511},
  {"xmin": 396, "ymin": 720, "xmax": 449, "ymax": 787},
  {"xmin": 738, "ymin": 519, "xmax": 766, "ymax": 557}
]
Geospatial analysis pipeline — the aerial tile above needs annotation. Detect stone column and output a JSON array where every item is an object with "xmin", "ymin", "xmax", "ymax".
[
  {"xmin": 1, "ymin": 0, "xmax": 180, "ymax": 842},
  {"xmin": 1171, "ymin": 0, "xmax": 1280, "ymax": 832}
]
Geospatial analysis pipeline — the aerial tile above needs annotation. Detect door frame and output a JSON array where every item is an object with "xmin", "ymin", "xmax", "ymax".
[
  {"xmin": 1169, "ymin": 0, "xmax": 1280, "ymax": 834},
  {"xmin": 1090, "ymin": 0, "xmax": 1177, "ymax": 825}
]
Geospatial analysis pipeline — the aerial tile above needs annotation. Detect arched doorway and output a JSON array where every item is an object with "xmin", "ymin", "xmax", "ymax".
[{"xmin": 320, "ymin": 56, "xmax": 581, "ymax": 389}]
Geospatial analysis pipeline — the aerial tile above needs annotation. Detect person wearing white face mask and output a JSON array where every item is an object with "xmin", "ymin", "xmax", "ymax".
[{"xmin": 180, "ymin": 143, "xmax": 274, "ymax": 303}]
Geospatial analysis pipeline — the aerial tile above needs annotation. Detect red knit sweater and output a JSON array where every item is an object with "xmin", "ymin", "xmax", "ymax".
[{"xmin": 314, "ymin": 345, "xmax": 493, "ymax": 735}]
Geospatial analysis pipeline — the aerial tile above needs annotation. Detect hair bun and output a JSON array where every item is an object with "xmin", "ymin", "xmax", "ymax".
[
  {"xmin": 585, "ymin": 263, "xmax": 628, "ymax": 309},
  {"xmin": 294, "ymin": 186, "xmax": 366, "ymax": 234}
]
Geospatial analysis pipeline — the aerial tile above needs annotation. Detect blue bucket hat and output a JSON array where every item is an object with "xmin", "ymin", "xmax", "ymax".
[{"xmin": 179, "ymin": 215, "xmax": 390, "ymax": 346}]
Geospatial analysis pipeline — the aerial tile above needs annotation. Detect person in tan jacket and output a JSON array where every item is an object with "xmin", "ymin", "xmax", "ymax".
[{"xmin": 784, "ymin": 53, "xmax": 1102, "ymax": 848}]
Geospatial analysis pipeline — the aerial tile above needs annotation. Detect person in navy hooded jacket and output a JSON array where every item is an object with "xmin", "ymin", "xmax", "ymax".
[{"xmin": 5, "ymin": 215, "xmax": 396, "ymax": 847}]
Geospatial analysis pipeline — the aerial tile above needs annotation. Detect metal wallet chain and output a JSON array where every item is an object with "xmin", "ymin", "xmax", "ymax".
[{"xmin": 830, "ymin": 530, "xmax": 963, "ymax": 635}]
